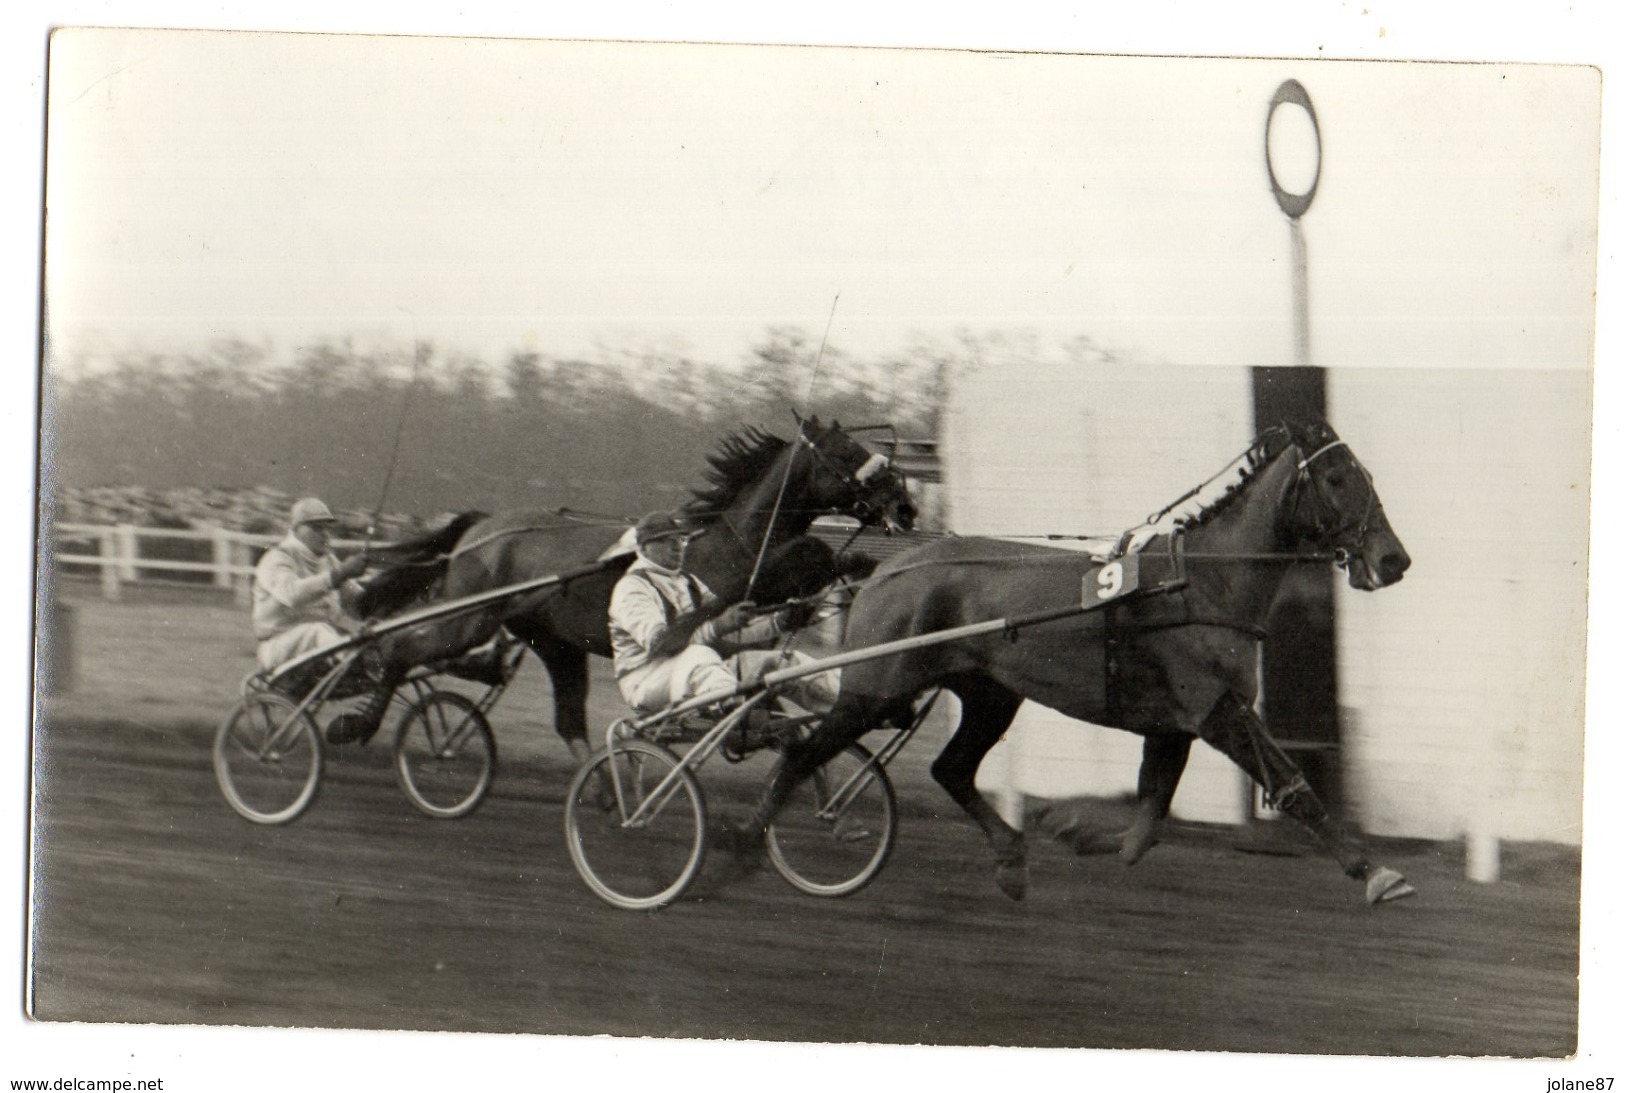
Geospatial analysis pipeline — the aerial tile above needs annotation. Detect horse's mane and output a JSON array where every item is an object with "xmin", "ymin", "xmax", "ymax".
[
  {"xmin": 680, "ymin": 426, "xmax": 790, "ymax": 518},
  {"xmin": 1123, "ymin": 424, "xmax": 1308, "ymax": 547}
]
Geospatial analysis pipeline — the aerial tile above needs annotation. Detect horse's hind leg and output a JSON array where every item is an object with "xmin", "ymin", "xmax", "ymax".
[
  {"xmin": 516, "ymin": 629, "xmax": 593, "ymax": 763},
  {"xmin": 1198, "ymin": 692, "xmax": 1414, "ymax": 904},
  {"xmin": 1119, "ymin": 733, "xmax": 1193, "ymax": 864},
  {"xmin": 933, "ymin": 674, "xmax": 1027, "ymax": 900},
  {"xmin": 1048, "ymin": 733, "xmax": 1188, "ymax": 860}
]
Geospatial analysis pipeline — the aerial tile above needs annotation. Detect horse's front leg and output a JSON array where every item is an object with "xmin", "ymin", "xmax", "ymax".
[
  {"xmin": 326, "ymin": 613, "xmax": 495, "ymax": 746},
  {"xmin": 724, "ymin": 696, "xmax": 871, "ymax": 866},
  {"xmin": 1198, "ymin": 692, "xmax": 1414, "ymax": 905}
]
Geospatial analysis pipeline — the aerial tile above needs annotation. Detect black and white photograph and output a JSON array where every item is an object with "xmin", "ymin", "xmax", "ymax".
[{"xmin": 10, "ymin": 5, "xmax": 1620, "ymax": 1090}]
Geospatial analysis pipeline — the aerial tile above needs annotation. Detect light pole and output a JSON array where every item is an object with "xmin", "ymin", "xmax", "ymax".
[
  {"xmin": 1251, "ymin": 78, "xmax": 1341, "ymax": 823},
  {"xmin": 1266, "ymin": 78, "xmax": 1323, "ymax": 366}
]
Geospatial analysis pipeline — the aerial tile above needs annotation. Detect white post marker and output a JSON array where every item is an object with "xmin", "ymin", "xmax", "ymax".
[
  {"xmin": 1467, "ymin": 823, "xmax": 1501, "ymax": 884},
  {"xmin": 101, "ymin": 526, "xmax": 121, "ymax": 601},
  {"xmin": 116, "ymin": 524, "xmax": 139, "ymax": 582},
  {"xmin": 211, "ymin": 526, "xmax": 233, "ymax": 590}
]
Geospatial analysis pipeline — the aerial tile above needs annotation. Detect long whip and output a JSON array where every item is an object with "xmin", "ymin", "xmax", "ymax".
[
  {"xmin": 745, "ymin": 293, "xmax": 840, "ymax": 598},
  {"xmin": 364, "ymin": 338, "xmax": 425, "ymax": 558}
]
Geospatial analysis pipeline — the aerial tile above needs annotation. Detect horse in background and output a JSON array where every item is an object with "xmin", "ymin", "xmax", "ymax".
[
  {"xmin": 734, "ymin": 420, "xmax": 1416, "ymax": 906},
  {"xmin": 345, "ymin": 417, "xmax": 917, "ymax": 760}
]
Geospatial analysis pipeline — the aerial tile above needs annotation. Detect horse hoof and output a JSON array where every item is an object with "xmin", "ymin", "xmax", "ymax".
[
  {"xmin": 1365, "ymin": 866, "xmax": 1416, "ymax": 905},
  {"xmin": 1049, "ymin": 824, "xmax": 1119, "ymax": 857},
  {"xmin": 994, "ymin": 862, "xmax": 1028, "ymax": 902},
  {"xmin": 1119, "ymin": 825, "xmax": 1160, "ymax": 865}
]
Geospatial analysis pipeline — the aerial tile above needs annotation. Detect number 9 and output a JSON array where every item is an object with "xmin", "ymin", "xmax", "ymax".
[{"xmin": 1096, "ymin": 562, "xmax": 1123, "ymax": 600}]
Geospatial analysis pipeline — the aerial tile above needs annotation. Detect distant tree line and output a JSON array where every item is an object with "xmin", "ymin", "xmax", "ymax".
[{"xmin": 43, "ymin": 330, "xmax": 955, "ymax": 524}]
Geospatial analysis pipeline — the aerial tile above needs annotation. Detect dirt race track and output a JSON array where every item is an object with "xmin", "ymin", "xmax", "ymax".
[{"xmin": 29, "ymin": 587, "xmax": 1580, "ymax": 1056}]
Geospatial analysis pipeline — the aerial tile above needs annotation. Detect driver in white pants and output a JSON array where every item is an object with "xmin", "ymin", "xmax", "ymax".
[
  {"xmin": 251, "ymin": 497, "xmax": 368, "ymax": 671},
  {"xmin": 608, "ymin": 511, "xmax": 839, "ymax": 716}
]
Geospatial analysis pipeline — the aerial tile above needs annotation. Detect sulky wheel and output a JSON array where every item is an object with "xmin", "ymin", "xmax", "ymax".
[
  {"xmin": 213, "ymin": 692, "xmax": 323, "ymax": 825},
  {"xmin": 564, "ymin": 739, "xmax": 707, "ymax": 911},
  {"xmin": 766, "ymin": 742, "xmax": 897, "ymax": 897},
  {"xmin": 392, "ymin": 690, "xmax": 497, "ymax": 819}
]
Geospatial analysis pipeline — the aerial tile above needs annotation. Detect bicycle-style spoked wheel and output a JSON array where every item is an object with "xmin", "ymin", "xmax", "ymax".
[
  {"xmin": 393, "ymin": 691, "xmax": 497, "ymax": 819},
  {"xmin": 564, "ymin": 739, "xmax": 706, "ymax": 911},
  {"xmin": 213, "ymin": 692, "xmax": 323, "ymax": 825},
  {"xmin": 766, "ymin": 743, "xmax": 897, "ymax": 897}
]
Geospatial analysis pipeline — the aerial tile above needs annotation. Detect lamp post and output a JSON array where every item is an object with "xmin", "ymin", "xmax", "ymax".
[
  {"xmin": 1251, "ymin": 79, "xmax": 1342, "ymax": 821},
  {"xmin": 1266, "ymin": 78, "xmax": 1323, "ymax": 366}
]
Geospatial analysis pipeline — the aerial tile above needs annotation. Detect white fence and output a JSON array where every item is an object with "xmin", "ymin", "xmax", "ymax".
[{"xmin": 51, "ymin": 523, "xmax": 373, "ymax": 604}]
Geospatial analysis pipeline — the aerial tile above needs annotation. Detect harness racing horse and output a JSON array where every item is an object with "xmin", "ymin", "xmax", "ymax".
[
  {"xmin": 342, "ymin": 418, "xmax": 917, "ymax": 762},
  {"xmin": 734, "ymin": 420, "xmax": 1416, "ymax": 906}
]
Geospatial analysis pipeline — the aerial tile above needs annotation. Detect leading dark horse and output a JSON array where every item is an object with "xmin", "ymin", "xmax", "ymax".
[
  {"xmin": 735, "ymin": 420, "xmax": 1416, "ymax": 905},
  {"xmin": 351, "ymin": 417, "xmax": 917, "ymax": 764}
]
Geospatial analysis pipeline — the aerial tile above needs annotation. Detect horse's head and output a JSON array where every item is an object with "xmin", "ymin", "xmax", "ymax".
[
  {"xmin": 1281, "ymin": 421, "xmax": 1411, "ymax": 590},
  {"xmin": 797, "ymin": 416, "xmax": 918, "ymax": 533}
]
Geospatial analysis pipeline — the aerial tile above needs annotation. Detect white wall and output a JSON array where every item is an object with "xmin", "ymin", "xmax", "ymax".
[
  {"xmin": 949, "ymin": 352, "xmax": 1255, "ymax": 825},
  {"xmin": 946, "ymin": 356, "xmax": 1590, "ymax": 844},
  {"xmin": 1332, "ymin": 369, "xmax": 1589, "ymax": 843}
]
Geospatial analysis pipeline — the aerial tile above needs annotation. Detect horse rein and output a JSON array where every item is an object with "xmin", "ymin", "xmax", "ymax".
[{"xmin": 1296, "ymin": 438, "xmax": 1347, "ymax": 470}]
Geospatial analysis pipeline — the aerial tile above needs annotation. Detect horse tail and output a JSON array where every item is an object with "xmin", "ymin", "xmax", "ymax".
[{"xmin": 353, "ymin": 511, "xmax": 487, "ymax": 619}]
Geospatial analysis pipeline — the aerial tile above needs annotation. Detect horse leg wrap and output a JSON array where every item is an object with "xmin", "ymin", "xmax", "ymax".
[
  {"xmin": 1265, "ymin": 773, "xmax": 1313, "ymax": 813},
  {"xmin": 1197, "ymin": 694, "xmax": 1302, "ymax": 801},
  {"xmin": 1265, "ymin": 775, "xmax": 1355, "ymax": 873},
  {"xmin": 353, "ymin": 684, "xmax": 395, "ymax": 741},
  {"xmin": 1199, "ymin": 694, "xmax": 1369, "ymax": 880},
  {"xmin": 323, "ymin": 677, "xmax": 397, "ymax": 746}
]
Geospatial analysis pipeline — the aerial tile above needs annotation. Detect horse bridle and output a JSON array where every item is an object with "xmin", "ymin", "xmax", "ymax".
[
  {"xmin": 794, "ymin": 427, "xmax": 899, "ymax": 523},
  {"xmin": 722, "ymin": 424, "xmax": 903, "ymax": 598},
  {"xmin": 707, "ymin": 427, "xmax": 897, "ymax": 548},
  {"xmin": 1289, "ymin": 437, "xmax": 1379, "ymax": 571}
]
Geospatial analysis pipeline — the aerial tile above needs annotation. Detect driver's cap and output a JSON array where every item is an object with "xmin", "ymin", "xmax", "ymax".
[
  {"xmin": 634, "ymin": 510, "xmax": 693, "ymax": 546},
  {"xmin": 290, "ymin": 497, "xmax": 337, "ymax": 528}
]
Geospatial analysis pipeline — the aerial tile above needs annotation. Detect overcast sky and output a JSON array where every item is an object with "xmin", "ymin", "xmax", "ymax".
[{"xmin": 44, "ymin": 31, "xmax": 1598, "ymax": 375}]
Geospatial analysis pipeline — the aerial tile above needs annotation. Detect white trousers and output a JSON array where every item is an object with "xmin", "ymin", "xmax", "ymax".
[
  {"xmin": 256, "ymin": 621, "xmax": 348, "ymax": 672},
  {"xmin": 617, "ymin": 644, "xmax": 841, "ymax": 716}
]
